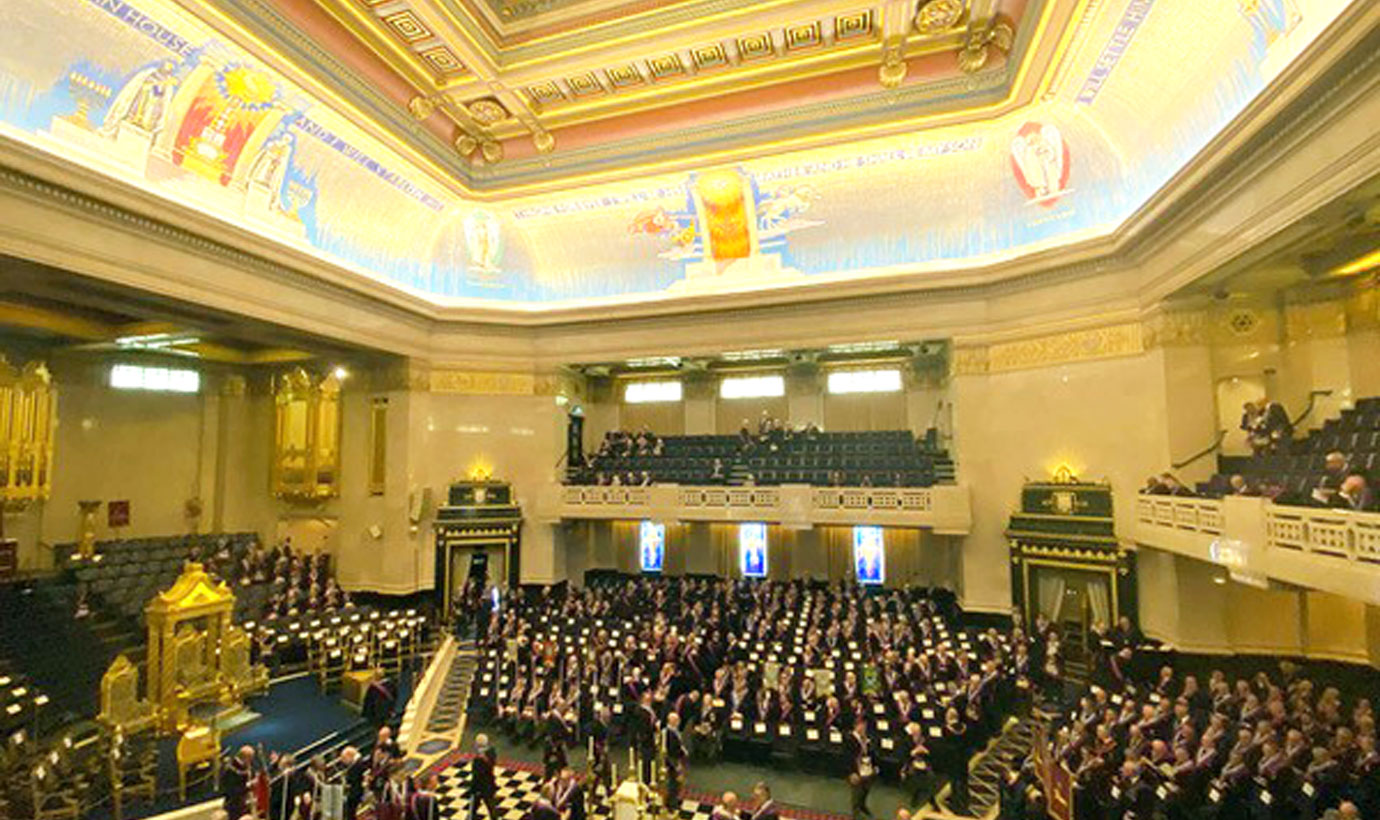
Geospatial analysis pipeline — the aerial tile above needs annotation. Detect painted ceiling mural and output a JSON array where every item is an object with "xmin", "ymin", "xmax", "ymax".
[{"xmin": 0, "ymin": 0, "xmax": 1351, "ymax": 307}]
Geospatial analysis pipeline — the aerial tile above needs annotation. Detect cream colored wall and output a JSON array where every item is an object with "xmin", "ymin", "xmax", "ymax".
[
  {"xmin": 410, "ymin": 391, "xmax": 566, "ymax": 585},
  {"xmin": 1136, "ymin": 551, "xmax": 1380, "ymax": 666},
  {"xmin": 41, "ymin": 381, "xmax": 204, "ymax": 544},
  {"xmin": 5, "ymin": 366, "xmax": 279, "ymax": 570},
  {"xmin": 951, "ymin": 349, "xmax": 1183, "ymax": 612}
]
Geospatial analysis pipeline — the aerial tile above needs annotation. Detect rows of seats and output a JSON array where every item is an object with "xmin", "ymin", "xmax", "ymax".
[
  {"xmin": 577, "ymin": 429, "xmax": 952, "ymax": 487},
  {"xmin": 244, "ymin": 607, "xmax": 430, "ymax": 682},
  {"xmin": 0, "ymin": 662, "xmax": 49, "ymax": 741},
  {"xmin": 1208, "ymin": 396, "xmax": 1380, "ymax": 497},
  {"xmin": 62, "ymin": 533, "xmax": 261, "ymax": 626}
]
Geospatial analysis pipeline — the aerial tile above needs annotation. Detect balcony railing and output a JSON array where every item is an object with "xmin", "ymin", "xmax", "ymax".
[
  {"xmin": 553, "ymin": 483, "xmax": 971, "ymax": 534},
  {"xmin": 1135, "ymin": 496, "xmax": 1224, "ymax": 535},
  {"xmin": 1133, "ymin": 495, "xmax": 1380, "ymax": 602}
]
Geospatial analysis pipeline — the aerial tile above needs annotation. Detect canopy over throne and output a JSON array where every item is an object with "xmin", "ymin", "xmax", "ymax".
[{"xmin": 144, "ymin": 562, "xmax": 262, "ymax": 731}]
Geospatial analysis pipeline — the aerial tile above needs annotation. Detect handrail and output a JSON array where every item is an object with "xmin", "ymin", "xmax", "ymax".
[
  {"xmin": 1291, "ymin": 389, "xmax": 1334, "ymax": 430},
  {"xmin": 1171, "ymin": 429, "xmax": 1227, "ymax": 471}
]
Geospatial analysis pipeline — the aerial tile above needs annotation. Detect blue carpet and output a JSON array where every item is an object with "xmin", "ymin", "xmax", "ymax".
[{"xmin": 224, "ymin": 676, "xmax": 363, "ymax": 754}]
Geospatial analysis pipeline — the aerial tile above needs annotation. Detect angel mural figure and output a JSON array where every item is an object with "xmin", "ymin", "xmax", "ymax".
[
  {"xmin": 1010, "ymin": 122, "xmax": 1071, "ymax": 207},
  {"xmin": 100, "ymin": 60, "xmax": 179, "ymax": 137},
  {"xmin": 463, "ymin": 209, "xmax": 503, "ymax": 274}
]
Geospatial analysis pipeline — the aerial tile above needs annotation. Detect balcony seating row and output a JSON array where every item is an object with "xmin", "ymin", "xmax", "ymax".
[
  {"xmin": 577, "ymin": 429, "xmax": 953, "ymax": 487},
  {"xmin": 1208, "ymin": 397, "xmax": 1380, "ymax": 497}
]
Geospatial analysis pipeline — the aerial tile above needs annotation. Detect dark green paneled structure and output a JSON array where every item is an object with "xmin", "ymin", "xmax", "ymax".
[{"xmin": 1007, "ymin": 480, "xmax": 1137, "ymax": 633}]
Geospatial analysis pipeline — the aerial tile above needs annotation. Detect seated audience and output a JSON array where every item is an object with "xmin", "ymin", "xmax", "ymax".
[
  {"xmin": 1311, "ymin": 451, "xmax": 1352, "ymax": 506},
  {"xmin": 469, "ymin": 577, "xmax": 1025, "ymax": 811},
  {"xmin": 1037, "ymin": 653, "xmax": 1380, "ymax": 820}
]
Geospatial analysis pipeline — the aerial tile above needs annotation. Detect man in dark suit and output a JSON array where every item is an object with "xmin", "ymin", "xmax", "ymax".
[
  {"xmin": 526, "ymin": 784, "xmax": 561, "ymax": 820},
  {"xmin": 1313, "ymin": 452, "xmax": 1351, "ymax": 505},
  {"xmin": 340, "ymin": 747, "xmax": 369, "ymax": 820},
  {"xmin": 269, "ymin": 752, "xmax": 310, "ymax": 820},
  {"xmin": 745, "ymin": 782, "xmax": 778, "ymax": 820},
  {"xmin": 589, "ymin": 706, "xmax": 613, "ymax": 795},
  {"xmin": 471, "ymin": 734, "xmax": 499, "ymax": 820},
  {"xmin": 1332, "ymin": 475, "xmax": 1374, "ymax": 512},
  {"xmin": 554, "ymin": 768, "xmax": 586, "ymax": 820},
  {"xmin": 409, "ymin": 774, "xmax": 440, "ymax": 820},
  {"xmin": 632, "ymin": 692, "xmax": 659, "ymax": 783},
  {"xmin": 542, "ymin": 707, "xmax": 571, "ymax": 779},
  {"xmin": 664, "ymin": 712, "xmax": 688, "ymax": 811},
  {"xmin": 223, "ymin": 746, "xmax": 255, "ymax": 820}
]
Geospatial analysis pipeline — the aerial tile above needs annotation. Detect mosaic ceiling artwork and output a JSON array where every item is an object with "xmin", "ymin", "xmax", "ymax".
[{"xmin": 0, "ymin": 0, "xmax": 1358, "ymax": 308}]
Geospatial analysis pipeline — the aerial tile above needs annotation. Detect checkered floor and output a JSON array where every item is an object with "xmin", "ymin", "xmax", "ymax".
[{"xmin": 436, "ymin": 764, "xmax": 719, "ymax": 820}]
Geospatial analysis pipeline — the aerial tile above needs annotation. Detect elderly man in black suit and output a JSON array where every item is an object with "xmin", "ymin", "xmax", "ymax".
[
  {"xmin": 1332, "ymin": 475, "xmax": 1374, "ymax": 512},
  {"xmin": 471, "ymin": 734, "xmax": 499, "ymax": 820},
  {"xmin": 664, "ymin": 711, "xmax": 689, "ymax": 811},
  {"xmin": 223, "ymin": 746, "xmax": 256, "ymax": 820}
]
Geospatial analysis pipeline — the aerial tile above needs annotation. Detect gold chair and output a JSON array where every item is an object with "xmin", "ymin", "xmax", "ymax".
[
  {"xmin": 30, "ymin": 764, "xmax": 80, "ymax": 820},
  {"xmin": 108, "ymin": 742, "xmax": 157, "ymax": 820}
]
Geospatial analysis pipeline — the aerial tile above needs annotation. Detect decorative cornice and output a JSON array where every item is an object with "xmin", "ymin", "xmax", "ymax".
[
  {"xmin": 430, "ymin": 369, "xmax": 537, "ymax": 395},
  {"xmin": 984, "ymin": 322, "xmax": 1143, "ymax": 374},
  {"xmin": 1141, "ymin": 309, "xmax": 1211, "ymax": 349}
]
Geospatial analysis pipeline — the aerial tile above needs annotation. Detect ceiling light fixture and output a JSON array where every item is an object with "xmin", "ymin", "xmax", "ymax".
[{"xmin": 1327, "ymin": 245, "xmax": 1380, "ymax": 277}]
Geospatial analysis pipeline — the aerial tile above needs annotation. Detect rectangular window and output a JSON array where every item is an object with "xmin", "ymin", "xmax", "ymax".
[
  {"xmin": 720, "ymin": 375, "xmax": 784, "ymax": 400},
  {"xmin": 739, "ymin": 523, "xmax": 768, "ymax": 578},
  {"xmin": 853, "ymin": 526, "xmax": 886, "ymax": 585},
  {"xmin": 639, "ymin": 521, "xmax": 666, "ymax": 573},
  {"xmin": 828, "ymin": 369, "xmax": 903, "ymax": 394},
  {"xmin": 109, "ymin": 364, "xmax": 200, "ymax": 394},
  {"xmin": 624, "ymin": 380, "xmax": 683, "ymax": 404}
]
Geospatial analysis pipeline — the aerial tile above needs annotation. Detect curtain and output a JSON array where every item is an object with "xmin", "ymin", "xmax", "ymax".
[
  {"xmin": 1086, "ymin": 576, "xmax": 1112, "ymax": 628},
  {"xmin": 1036, "ymin": 572, "xmax": 1067, "ymax": 622}
]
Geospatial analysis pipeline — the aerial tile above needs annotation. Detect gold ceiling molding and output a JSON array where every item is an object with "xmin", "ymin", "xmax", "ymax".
[{"xmin": 518, "ymin": 9, "xmax": 887, "ymax": 112}]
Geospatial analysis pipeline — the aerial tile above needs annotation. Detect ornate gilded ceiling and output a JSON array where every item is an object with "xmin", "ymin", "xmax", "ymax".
[
  {"xmin": 270, "ymin": 0, "xmax": 1037, "ymax": 187},
  {"xmin": 0, "ymin": 0, "xmax": 1366, "ymax": 310}
]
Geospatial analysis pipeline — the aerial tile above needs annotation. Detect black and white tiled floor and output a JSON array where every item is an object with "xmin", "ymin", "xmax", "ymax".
[{"xmin": 435, "ymin": 764, "xmax": 719, "ymax": 820}]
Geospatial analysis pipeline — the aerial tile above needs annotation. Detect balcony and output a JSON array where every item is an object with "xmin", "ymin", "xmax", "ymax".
[
  {"xmin": 551, "ymin": 484, "xmax": 972, "ymax": 534},
  {"xmin": 1133, "ymin": 495, "xmax": 1380, "ymax": 603}
]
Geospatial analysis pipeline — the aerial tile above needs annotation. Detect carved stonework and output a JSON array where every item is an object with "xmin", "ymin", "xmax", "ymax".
[
  {"xmin": 1284, "ymin": 299, "xmax": 1348, "ymax": 341},
  {"xmin": 430, "ymin": 369, "xmax": 535, "ymax": 395},
  {"xmin": 1142, "ymin": 310, "xmax": 1210, "ymax": 348},
  {"xmin": 986, "ymin": 322, "xmax": 1144, "ymax": 373},
  {"xmin": 950, "ymin": 345, "xmax": 989, "ymax": 376}
]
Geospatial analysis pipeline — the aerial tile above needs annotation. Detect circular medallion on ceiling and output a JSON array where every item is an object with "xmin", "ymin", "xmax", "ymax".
[
  {"xmin": 467, "ymin": 98, "xmax": 510, "ymax": 126},
  {"xmin": 915, "ymin": 0, "xmax": 965, "ymax": 34}
]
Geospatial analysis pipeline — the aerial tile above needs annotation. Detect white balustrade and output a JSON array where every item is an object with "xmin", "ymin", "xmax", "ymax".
[
  {"xmin": 558, "ymin": 483, "xmax": 966, "ymax": 532},
  {"xmin": 1136, "ymin": 494, "xmax": 1380, "ymax": 579}
]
